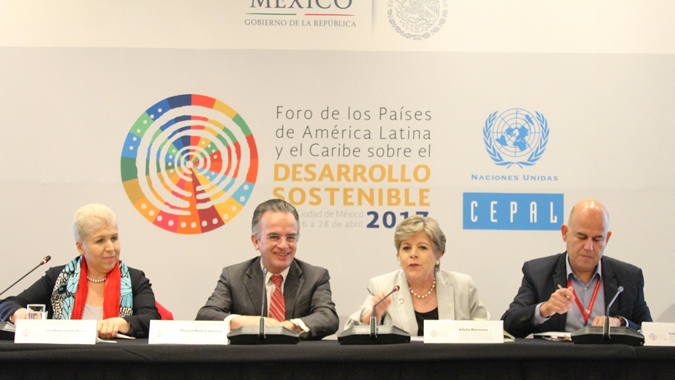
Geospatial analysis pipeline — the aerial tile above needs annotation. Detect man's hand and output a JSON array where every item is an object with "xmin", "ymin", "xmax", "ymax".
[
  {"xmin": 540, "ymin": 286, "xmax": 575, "ymax": 318},
  {"xmin": 591, "ymin": 316, "xmax": 621, "ymax": 327},
  {"xmin": 230, "ymin": 315, "xmax": 284, "ymax": 330},
  {"xmin": 280, "ymin": 321, "xmax": 298, "ymax": 332}
]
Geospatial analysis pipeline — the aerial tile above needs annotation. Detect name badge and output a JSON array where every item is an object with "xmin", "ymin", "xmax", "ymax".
[
  {"xmin": 15, "ymin": 320, "xmax": 97, "ymax": 345},
  {"xmin": 642, "ymin": 322, "xmax": 675, "ymax": 346},
  {"xmin": 149, "ymin": 320, "xmax": 229, "ymax": 345},
  {"xmin": 424, "ymin": 320, "xmax": 504, "ymax": 344}
]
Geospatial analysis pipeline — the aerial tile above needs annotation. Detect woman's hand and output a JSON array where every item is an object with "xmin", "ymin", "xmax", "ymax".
[
  {"xmin": 97, "ymin": 317, "xmax": 131, "ymax": 339},
  {"xmin": 360, "ymin": 291, "xmax": 393, "ymax": 324},
  {"xmin": 9, "ymin": 308, "xmax": 28, "ymax": 323}
]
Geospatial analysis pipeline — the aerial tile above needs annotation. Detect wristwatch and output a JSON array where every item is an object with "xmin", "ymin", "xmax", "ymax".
[{"xmin": 618, "ymin": 316, "xmax": 628, "ymax": 327}]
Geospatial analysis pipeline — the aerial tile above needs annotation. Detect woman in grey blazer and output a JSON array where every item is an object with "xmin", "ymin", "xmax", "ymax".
[{"xmin": 345, "ymin": 216, "xmax": 489, "ymax": 336}]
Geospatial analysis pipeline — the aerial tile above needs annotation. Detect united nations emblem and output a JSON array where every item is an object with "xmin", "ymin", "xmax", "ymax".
[
  {"xmin": 387, "ymin": 0, "xmax": 448, "ymax": 40},
  {"xmin": 483, "ymin": 109, "xmax": 549, "ymax": 168}
]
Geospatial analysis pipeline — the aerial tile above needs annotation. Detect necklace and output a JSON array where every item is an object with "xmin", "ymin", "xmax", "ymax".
[
  {"xmin": 409, "ymin": 278, "xmax": 436, "ymax": 299},
  {"xmin": 87, "ymin": 276, "xmax": 106, "ymax": 283}
]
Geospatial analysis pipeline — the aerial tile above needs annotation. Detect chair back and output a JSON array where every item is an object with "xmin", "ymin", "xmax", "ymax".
[{"xmin": 155, "ymin": 301, "xmax": 174, "ymax": 320}]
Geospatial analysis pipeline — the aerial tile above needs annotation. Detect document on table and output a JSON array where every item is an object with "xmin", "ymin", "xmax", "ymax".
[{"xmin": 531, "ymin": 331, "xmax": 572, "ymax": 342}]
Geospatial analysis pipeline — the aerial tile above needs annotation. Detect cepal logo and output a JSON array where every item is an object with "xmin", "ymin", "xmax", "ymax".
[
  {"xmin": 120, "ymin": 95, "xmax": 258, "ymax": 235},
  {"xmin": 483, "ymin": 108, "xmax": 549, "ymax": 168},
  {"xmin": 463, "ymin": 193, "xmax": 563, "ymax": 231},
  {"xmin": 388, "ymin": 0, "xmax": 448, "ymax": 40}
]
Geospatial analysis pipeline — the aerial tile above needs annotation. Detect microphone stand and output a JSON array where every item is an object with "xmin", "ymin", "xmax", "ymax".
[
  {"xmin": 571, "ymin": 285, "xmax": 642, "ymax": 346},
  {"xmin": 369, "ymin": 309, "xmax": 377, "ymax": 339},
  {"xmin": 1, "ymin": 256, "xmax": 52, "ymax": 340},
  {"xmin": 258, "ymin": 267, "xmax": 268, "ymax": 341},
  {"xmin": 603, "ymin": 286, "xmax": 624, "ymax": 339},
  {"xmin": 369, "ymin": 286, "xmax": 400, "ymax": 340},
  {"xmin": 226, "ymin": 265, "xmax": 299, "ymax": 345},
  {"xmin": 338, "ymin": 285, "xmax": 409, "ymax": 345}
]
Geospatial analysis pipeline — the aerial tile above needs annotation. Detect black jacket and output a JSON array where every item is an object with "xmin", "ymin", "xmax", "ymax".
[
  {"xmin": 501, "ymin": 253, "xmax": 652, "ymax": 338},
  {"xmin": 0, "ymin": 264, "xmax": 160, "ymax": 338}
]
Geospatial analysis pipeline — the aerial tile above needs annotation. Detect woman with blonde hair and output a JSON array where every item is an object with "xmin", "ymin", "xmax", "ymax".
[
  {"xmin": 0, "ymin": 204, "xmax": 159, "ymax": 339},
  {"xmin": 345, "ymin": 215, "xmax": 489, "ymax": 336}
]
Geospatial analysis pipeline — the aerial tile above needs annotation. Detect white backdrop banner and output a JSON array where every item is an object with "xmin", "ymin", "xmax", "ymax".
[{"xmin": 0, "ymin": 1, "xmax": 673, "ymax": 326}]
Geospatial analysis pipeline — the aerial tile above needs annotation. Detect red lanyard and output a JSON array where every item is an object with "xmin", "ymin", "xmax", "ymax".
[{"xmin": 567, "ymin": 279, "xmax": 602, "ymax": 325}]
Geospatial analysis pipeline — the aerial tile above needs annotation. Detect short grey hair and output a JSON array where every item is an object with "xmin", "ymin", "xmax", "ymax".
[
  {"xmin": 394, "ymin": 215, "xmax": 446, "ymax": 269},
  {"xmin": 251, "ymin": 198, "xmax": 300, "ymax": 239},
  {"xmin": 73, "ymin": 204, "xmax": 117, "ymax": 242}
]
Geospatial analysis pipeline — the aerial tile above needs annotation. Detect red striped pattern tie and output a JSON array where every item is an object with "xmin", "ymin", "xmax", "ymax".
[{"xmin": 269, "ymin": 274, "xmax": 285, "ymax": 322}]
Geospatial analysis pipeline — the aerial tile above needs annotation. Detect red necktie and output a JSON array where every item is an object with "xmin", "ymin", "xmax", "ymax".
[{"xmin": 269, "ymin": 274, "xmax": 285, "ymax": 322}]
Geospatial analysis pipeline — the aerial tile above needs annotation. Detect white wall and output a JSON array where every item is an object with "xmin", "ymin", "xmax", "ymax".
[{"xmin": 0, "ymin": 1, "xmax": 673, "ymax": 325}]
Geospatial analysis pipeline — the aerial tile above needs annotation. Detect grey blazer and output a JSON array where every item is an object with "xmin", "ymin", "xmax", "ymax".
[
  {"xmin": 196, "ymin": 257, "xmax": 339, "ymax": 339},
  {"xmin": 345, "ymin": 269, "xmax": 490, "ymax": 336}
]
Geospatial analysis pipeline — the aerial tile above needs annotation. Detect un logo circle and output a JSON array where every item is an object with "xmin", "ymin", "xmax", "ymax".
[
  {"xmin": 120, "ymin": 95, "xmax": 258, "ymax": 234},
  {"xmin": 483, "ymin": 108, "xmax": 549, "ymax": 168}
]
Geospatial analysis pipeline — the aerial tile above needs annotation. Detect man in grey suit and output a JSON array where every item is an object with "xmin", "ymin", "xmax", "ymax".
[
  {"xmin": 501, "ymin": 199, "xmax": 652, "ymax": 338},
  {"xmin": 196, "ymin": 199, "xmax": 339, "ymax": 339}
]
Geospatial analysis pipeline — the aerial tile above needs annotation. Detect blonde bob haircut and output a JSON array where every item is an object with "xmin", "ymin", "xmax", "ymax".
[
  {"xmin": 72, "ymin": 204, "xmax": 118, "ymax": 242},
  {"xmin": 394, "ymin": 215, "xmax": 446, "ymax": 269}
]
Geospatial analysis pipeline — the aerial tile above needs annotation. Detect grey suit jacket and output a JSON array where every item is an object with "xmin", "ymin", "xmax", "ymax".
[
  {"xmin": 500, "ymin": 253, "xmax": 652, "ymax": 338},
  {"xmin": 344, "ymin": 269, "xmax": 490, "ymax": 336},
  {"xmin": 196, "ymin": 257, "xmax": 339, "ymax": 339}
]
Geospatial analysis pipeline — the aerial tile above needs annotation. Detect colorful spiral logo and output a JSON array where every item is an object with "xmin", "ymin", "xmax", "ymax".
[{"xmin": 121, "ymin": 95, "xmax": 258, "ymax": 234}]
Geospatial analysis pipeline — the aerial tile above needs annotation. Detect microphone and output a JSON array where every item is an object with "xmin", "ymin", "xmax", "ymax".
[
  {"xmin": 0, "ymin": 256, "xmax": 51, "ymax": 297},
  {"xmin": 571, "ymin": 285, "xmax": 643, "ymax": 345},
  {"xmin": 369, "ymin": 286, "xmax": 400, "ymax": 338},
  {"xmin": 338, "ymin": 284, "xmax": 410, "ymax": 344},
  {"xmin": 227, "ymin": 265, "xmax": 299, "ymax": 345},
  {"xmin": 259, "ymin": 267, "xmax": 268, "ymax": 340},
  {"xmin": 604, "ymin": 286, "xmax": 624, "ymax": 338}
]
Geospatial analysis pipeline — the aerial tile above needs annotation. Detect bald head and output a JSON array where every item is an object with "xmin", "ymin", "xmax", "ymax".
[
  {"xmin": 562, "ymin": 199, "xmax": 612, "ymax": 282},
  {"xmin": 568, "ymin": 199, "xmax": 609, "ymax": 229}
]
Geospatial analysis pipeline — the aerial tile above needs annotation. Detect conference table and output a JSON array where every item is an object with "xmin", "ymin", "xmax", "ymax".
[{"xmin": 1, "ymin": 338, "xmax": 674, "ymax": 380}]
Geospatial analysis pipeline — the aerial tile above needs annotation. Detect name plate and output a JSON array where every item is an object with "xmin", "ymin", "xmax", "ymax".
[
  {"xmin": 149, "ymin": 320, "xmax": 229, "ymax": 345},
  {"xmin": 424, "ymin": 320, "xmax": 504, "ymax": 344},
  {"xmin": 642, "ymin": 322, "xmax": 675, "ymax": 346},
  {"xmin": 15, "ymin": 320, "xmax": 97, "ymax": 345}
]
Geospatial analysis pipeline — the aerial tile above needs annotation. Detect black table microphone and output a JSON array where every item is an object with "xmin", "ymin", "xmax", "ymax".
[
  {"xmin": 0, "ymin": 256, "xmax": 51, "ymax": 297},
  {"xmin": 370, "ymin": 285, "xmax": 400, "ymax": 338}
]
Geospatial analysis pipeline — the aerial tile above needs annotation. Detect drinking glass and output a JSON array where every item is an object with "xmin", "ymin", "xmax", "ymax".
[{"xmin": 26, "ymin": 304, "xmax": 47, "ymax": 320}]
